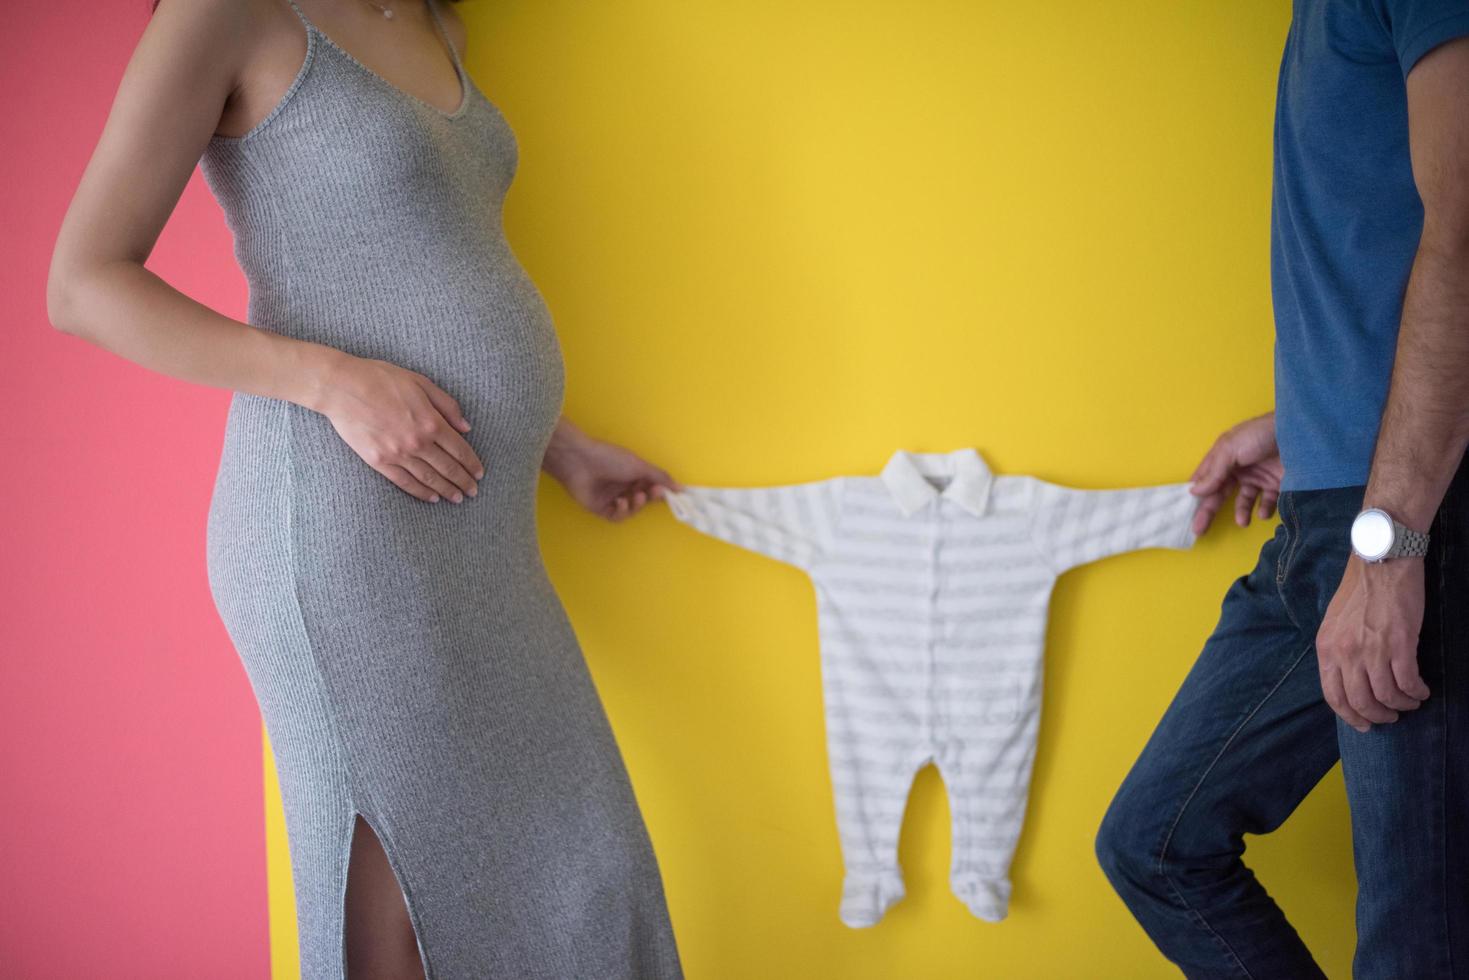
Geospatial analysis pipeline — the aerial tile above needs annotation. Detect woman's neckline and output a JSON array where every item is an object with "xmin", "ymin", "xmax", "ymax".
[
  {"xmin": 306, "ymin": 19, "xmax": 471, "ymax": 121},
  {"xmin": 207, "ymin": 0, "xmax": 479, "ymax": 146}
]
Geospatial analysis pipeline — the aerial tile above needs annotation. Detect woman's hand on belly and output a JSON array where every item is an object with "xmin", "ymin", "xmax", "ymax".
[
  {"xmin": 542, "ymin": 417, "xmax": 682, "ymax": 521},
  {"xmin": 313, "ymin": 352, "xmax": 486, "ymax": 504}
]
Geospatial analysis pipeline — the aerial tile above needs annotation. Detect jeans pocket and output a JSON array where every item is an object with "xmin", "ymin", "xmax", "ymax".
[{"xmin": 1275, "ymin": 493, "xmax": 1298, "ymax": 586}]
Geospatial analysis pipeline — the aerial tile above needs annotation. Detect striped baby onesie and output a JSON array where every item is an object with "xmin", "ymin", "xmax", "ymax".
[{"xmin": 665, "ymin": 448, "xmax": 1199, "ymax": 927}]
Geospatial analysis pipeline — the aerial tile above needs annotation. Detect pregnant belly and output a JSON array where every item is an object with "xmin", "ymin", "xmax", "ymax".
[
  {"xmin": 251, "ymin": 254, "xmax": 566, "ymax": 434},
  {"xmin": 208, "ymin": 387, "xmax": 560, "ymax": 631},
  {"xmin": 206, "ymin": 390, "xmax": 577, "ymax": 714},
  {"xmin": 218, "ymin": 259, "xmax": 565, "ymax": 558}
]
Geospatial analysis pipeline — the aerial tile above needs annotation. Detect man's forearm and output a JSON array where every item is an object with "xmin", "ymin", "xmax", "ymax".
[{"xmin": 1362, "ymin": 237, "xmax": 1469, "ymax": 531}]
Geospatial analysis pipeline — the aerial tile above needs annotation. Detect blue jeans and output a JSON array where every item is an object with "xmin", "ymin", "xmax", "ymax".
[{"xmin": 1095, "ymin": 459, "xmax": 1469, "ymax": 979}]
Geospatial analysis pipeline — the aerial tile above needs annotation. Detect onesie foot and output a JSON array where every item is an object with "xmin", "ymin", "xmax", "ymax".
[
  {"xmin": 839, "ymin": 869, "xmax": 906, "ymax": 927},
  {"xmin": 952, "ymin": 873, "xmax": 1010, "ymax": 922}
]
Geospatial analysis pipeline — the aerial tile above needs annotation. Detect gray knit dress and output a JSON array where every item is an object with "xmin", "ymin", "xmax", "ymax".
[{"xmin": 197, "ymin": 2, "xmax": 682, "ymax": 977}]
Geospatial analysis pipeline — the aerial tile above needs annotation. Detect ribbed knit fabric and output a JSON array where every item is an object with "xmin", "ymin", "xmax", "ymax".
[
  {"xmin": 665, "ymin": 449, "xmax": 1199, "ymax": 927},
  {"xmin": 197, "ymin": 3, "xmax": 682, "ymax": 977}
]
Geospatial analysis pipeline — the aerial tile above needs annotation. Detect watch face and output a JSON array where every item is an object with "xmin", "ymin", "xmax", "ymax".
[{"xmin": 1352, "ymin": 509, "xmax": 1394, "ymax": 560}]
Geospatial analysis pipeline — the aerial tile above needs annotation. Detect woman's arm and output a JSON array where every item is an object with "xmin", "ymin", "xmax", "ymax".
[
  {"xmin": 47, "ymin": 0, "xmax": 484, "ymax": 505},
  {"xmin": 542, "ymin": 417, "xmax": 682, "ymax": 522},
  {"xmin": 47, "ymin": 0, "xmax": 328, "ymax": 401}
]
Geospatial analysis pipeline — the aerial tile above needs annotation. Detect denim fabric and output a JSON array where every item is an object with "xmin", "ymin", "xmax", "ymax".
[{"xmin": 1096, "ymin": 453, "xmax": 1469, "ymax": 979}]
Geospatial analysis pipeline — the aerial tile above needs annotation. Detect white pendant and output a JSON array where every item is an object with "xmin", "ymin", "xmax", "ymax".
[{"xmin": 382, "ymin": 8, "xmax": 394, "ymax": 19}]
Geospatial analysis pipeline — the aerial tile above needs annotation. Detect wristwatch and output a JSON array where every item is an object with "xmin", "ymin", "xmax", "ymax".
[{"xmin": 1350, "ymin": 507, "xmax": 1430, "ymax": 562}]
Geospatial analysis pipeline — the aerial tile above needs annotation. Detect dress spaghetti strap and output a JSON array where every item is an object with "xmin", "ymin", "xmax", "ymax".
[
  {"xmin": 282, "ymin": 0, "xmax": 315, "ymax": 34},
  {"xmin": 423, "ymin": 0, "xmax": 468, "ymax": 78}
]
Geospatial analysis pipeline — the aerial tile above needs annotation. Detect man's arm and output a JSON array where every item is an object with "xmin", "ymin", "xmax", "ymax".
[
  {"xmin": 1316, "ymin": 35, "xmax": 1469, "ymax": 733},
  {"xmin": 1363, "ymin": 35, "xmax": 1469, "ymax": 529}
]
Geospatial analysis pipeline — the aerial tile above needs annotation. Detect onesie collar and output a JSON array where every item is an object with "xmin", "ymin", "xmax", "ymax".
[{"xmin": 880, "ymin": 448, "xmax": 994, "ymax": 518}]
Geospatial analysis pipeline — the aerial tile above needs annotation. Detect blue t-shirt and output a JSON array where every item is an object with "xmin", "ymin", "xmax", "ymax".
[{"xmin": 1271, "ymin": 0, "xmax": 1469, "ymax": 491}]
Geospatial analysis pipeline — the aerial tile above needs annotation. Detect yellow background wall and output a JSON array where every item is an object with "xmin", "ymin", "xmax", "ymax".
[{"xmin": 264, "ymin": 2, "xmax": 1362, "ymax": 976}]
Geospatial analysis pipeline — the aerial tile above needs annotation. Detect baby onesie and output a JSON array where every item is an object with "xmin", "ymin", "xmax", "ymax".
[{"xmin": 665, "ymin": 448, "xmax": 1199, "ymax": 927}]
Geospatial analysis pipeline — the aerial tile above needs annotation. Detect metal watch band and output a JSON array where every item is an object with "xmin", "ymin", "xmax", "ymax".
[{"xmin": 1388, "ymin": 520, "xmax": 1431, "ymax": 559}]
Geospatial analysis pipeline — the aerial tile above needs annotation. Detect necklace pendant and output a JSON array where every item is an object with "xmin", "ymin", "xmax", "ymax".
[{"xmin": 382, "ymin": 7, "xmax": 394, "ymax": 18}]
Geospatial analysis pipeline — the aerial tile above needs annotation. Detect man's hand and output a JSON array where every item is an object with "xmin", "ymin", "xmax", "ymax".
[
  {"xmin": 1188, "ymin": 411, "xmax": 1285, "ymax": 536},
  {"xmin": 1315, "ymin": 556, "xmax": 1430, "ymax": 733}
]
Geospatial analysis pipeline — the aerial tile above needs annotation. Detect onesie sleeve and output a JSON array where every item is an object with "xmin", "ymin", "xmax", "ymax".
[
  {"xmin": 664, "ymin": 479, "xmax": 844, "ymax": 572},
  {"xmin": 1027, "ymin": 480, "xmax": 1199, "ymax": 575}
]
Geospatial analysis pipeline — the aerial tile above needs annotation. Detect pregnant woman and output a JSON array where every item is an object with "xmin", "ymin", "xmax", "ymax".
[{"xmin": 45, "ymin": 0, "xmax": 683, "ymax": 977}]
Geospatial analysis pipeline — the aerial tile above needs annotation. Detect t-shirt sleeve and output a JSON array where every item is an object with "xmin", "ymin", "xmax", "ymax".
[
  {"xmin": 665, "ymin": 479, "xmax": 844, "ymax": 571},
  {"xmin": 1377, "ymin": 0, "xmax": 1469, "ymax": 77},
  {"xmin": 1027, "ymin": 480, "xmax": 1200, "ymax": 575}
]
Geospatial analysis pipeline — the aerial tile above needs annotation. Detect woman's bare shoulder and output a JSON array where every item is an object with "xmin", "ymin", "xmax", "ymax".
[
  {"xmin": 145, "ymin": 0, "xmax": 270, "ymax": 63},
  {"xmin": 204, "ymin": 0, "xmax": 314, "ymax": 139}
]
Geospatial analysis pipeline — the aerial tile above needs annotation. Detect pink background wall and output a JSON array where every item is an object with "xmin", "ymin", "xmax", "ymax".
[{"xmin": 2, "ymin": 4, "xmax": 270, "ymax": 977}]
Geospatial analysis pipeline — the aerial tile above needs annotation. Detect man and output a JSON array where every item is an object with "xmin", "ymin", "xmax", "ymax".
[{"xmin": 1094, "ymin": 3, "xmax": 1469, "ymax": 978}]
